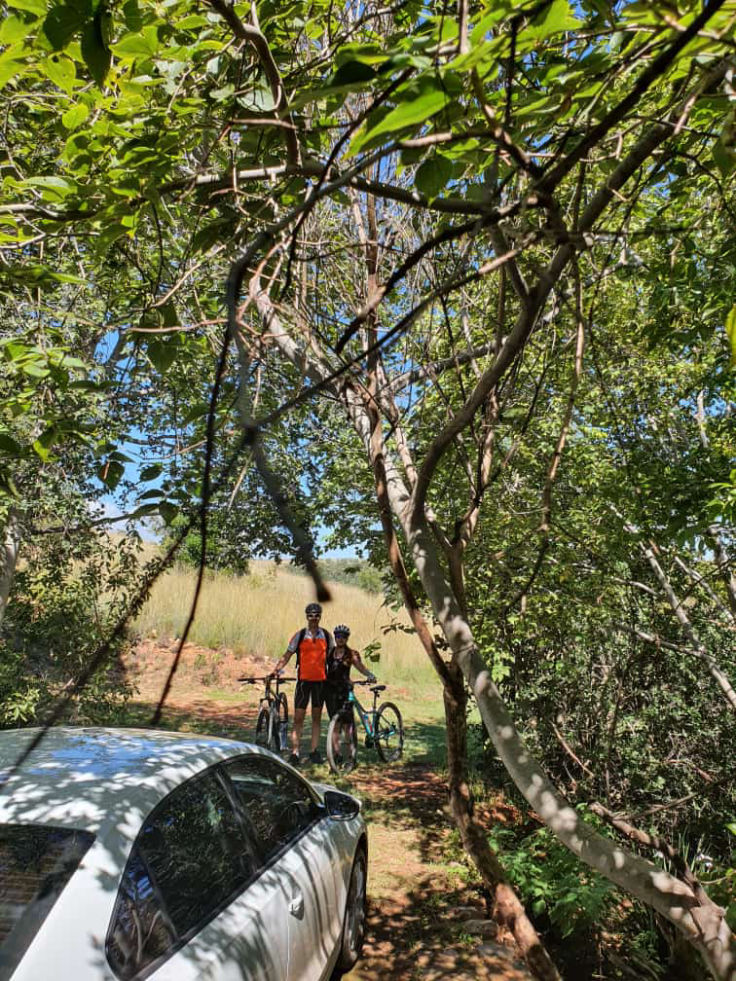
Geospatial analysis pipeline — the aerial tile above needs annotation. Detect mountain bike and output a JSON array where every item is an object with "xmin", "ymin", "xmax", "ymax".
[
  {"xmin": 326, "ymin": 682, "xmax": 403, "ymax": 774},
  {"xmin": 238, "ymin": 675, "xmax": 294, "ymax": 755}
]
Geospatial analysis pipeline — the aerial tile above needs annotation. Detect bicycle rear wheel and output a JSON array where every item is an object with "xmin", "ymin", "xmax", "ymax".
[
  {"xmin": 326, "ymin": 712, "xmax": 358, "ymax": 774},
  {"xmin": 374, "ymin": 702, "xmax": 403, "ymax": 763},
  {"xmin": 255, "ymin": 707, "xmax": 270, "ymax": 748},
  {"xmin": 270, "ymin": 693, "xmax": 289, "ymax": 753}
]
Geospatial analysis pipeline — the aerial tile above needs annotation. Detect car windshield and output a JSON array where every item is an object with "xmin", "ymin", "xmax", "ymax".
[{"xmin": 0, "ymin": 824, "xmax": 95, "ymax": 980}]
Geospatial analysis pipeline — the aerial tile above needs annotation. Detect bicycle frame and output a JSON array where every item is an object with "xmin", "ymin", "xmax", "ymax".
[{"xmin": 343, "ymin": 685, "xmax": 380, "ymax": 739}]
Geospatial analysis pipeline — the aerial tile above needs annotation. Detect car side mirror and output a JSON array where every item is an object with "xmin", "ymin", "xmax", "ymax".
[{"xmin": 323, "ymin": 789, "xmax": 361, "ymax": 821}]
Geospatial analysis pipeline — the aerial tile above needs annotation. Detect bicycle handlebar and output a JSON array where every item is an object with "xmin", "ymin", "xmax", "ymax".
[{"xmin": 237, "ymin": 676, "xmax": 296, "ymax": 684}]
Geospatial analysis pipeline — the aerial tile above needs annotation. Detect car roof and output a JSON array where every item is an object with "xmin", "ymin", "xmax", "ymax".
[{"xmin": 0, "ymin": 727, "xmax": 259, "ymax": 837}]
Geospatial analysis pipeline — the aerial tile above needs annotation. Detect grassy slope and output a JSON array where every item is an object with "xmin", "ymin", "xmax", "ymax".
[{"xmin": 132, "ymin": 560, "xmax": 440, "ymax": 695}]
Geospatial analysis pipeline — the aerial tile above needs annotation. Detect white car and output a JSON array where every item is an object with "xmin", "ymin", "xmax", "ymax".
[{"xmin": 0, "ymin": 727, "xmax": 367, "ymax": 981}]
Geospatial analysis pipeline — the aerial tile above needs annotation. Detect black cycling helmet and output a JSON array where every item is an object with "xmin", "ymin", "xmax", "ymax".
[
  {"xmin": 333, "ymin": 624, "xmax": 350, "ymax": 637},
  {"xmin": 305, "ymin": 602, "xmax": 322, "ymax": 617}
]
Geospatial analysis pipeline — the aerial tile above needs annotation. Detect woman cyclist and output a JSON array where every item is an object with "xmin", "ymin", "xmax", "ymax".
[{"xmin": 325, "ymin": 624, "xmax": 376, "ymax": 722}]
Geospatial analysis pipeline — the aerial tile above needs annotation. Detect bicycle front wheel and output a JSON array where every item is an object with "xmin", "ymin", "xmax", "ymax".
[
  {"xmin": 327, "ymin": 713, "xmax": 358, "ymax": 774},
  {"xmin": 255, "ymin": 707, "xmax": 270, "ymax": 748},
  {"xmin": 375, "ymin": 702, "xmax": 403, "ymax": 763}
]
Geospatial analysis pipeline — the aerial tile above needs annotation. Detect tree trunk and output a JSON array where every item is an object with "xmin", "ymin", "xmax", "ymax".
[
  {"xmin": 0, "ymin": 509, "xmax": 20, "ymax": 630},
  {"xmin": 443, "ymin": 659, "xmax": 561, "ymax": 981}
]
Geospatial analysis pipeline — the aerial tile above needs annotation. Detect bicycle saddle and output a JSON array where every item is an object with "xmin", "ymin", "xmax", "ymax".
[{"xmin": 370, "ymin": 684, "xmax": 386, "ymax": 692}]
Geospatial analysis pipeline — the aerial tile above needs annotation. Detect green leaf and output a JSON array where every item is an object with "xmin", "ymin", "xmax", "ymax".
[
  {"xmin": 470, "ymin": 5, "xmax": 513, "ymax": 45},
  {"xmin": 528, "ymin": 0, "xmax": 582, "ymax": 40},
  {"xmin": 335, "ymin": 43, "xmax": 386, "ymax": 66},
  {"xmin": 98, "ymin": 458, "xmax": 125, "ymax": 490},
  {"xmin": 25, "ymin": 175, "xmax": 75, "ymax": 199},
  {"xmin": 146, "ymin": 337, "xmax": 178, "ymax": 374},
  {"xmin": 9, "ymin": 0, "xmax": 45, "ymax": 13},
  {"xmin": 42, "ymin": 53, "xmax": 77, "ymax": 93},
  {"xmin": 0, "ymin": 433, "xmax": 23, "ymax": 456},
  {"xmin": 0, "ymin": 14, "xmax": 38, "ymax": 44},
  {"xmin": 0, "ymin": 51, "xmax": 25, "ymax": 90},
  {"xmin": 36, "ymin": 426, "xmax": 58, "ymax": 450},
  {"xmin": 114, "ymin": 26, "xmax": 158, "ymax": 58},
  {"xmin": 32, "ymin": 439, "xmax": 52, "ymax": 461},
  {"xmin": 21, "ymin": 362, "xmax": 50, "ymax": 378},
  {"xmin": 61, "ymin": 102, "xmax": 89, "ymax": 129},
  {"xmin": 95, "ymin": 222, "xmax": 128, "ymax": 251},
  {"xmin": 140, "ymin": 463, "xmax": 163, "ymax": 481},
  {"xmin": 191, "ymin": 218, "xmax": 233, "ymax": 253},
  {"xmin": 122, "ymin": 0, "xmax": 142, "ymax": 31},
  {"xmin": 57, "ymin": 354, "xmax": 88, "ymax": 369},
  {"xmin": 713, "ymin": 140, "xmax": 736, "ymax": 178},
  {"xmin": 160, "ymin": 300, "xmax": 178, "ymax": 328},
  {"xmin": 725, "ymin": 304, "xmax": 736, "ymax": 369},
  {"xmin": 350, "ymin": 81, "xmax": 452, "ymax": 155},
  {"xmin": 178, "ymin": 13, "xmax": 209, "ymax": 29},
  {"xmin": 159, "ymin": 500, "xmax": 179, "ymax": 525},
  {"xmin": 43, "ymin": 4, "xmax": 84, "ymax": 49},
  {"xmin": 81, "ymin": 11, "xmax": 111, "ymax": 86},
  {"xmin": 414, "ymin": 155, "xmax": 453, "ymax": 198},
  {"xmin": 329, "ymin": 60, "xmax": 377, "ymax": 87},
  {"xmin": 1, "ymin": 340, "xmax": 32, "ymax": 361},
  {"xmin": 181, "ymin": 402, "xmax": 209, "ymax": 424}
]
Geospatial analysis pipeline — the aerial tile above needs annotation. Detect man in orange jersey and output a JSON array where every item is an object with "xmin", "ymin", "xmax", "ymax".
[{"xmin": 272, "ymin": 602, "xmax": 334, "ymax": 765}]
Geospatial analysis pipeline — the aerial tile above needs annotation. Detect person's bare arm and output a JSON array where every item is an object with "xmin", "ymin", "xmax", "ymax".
[
  {"xmin": 271, "ymin": 649, "xmax": 293, "ymax": 676},
  {"xmin": 351, "ymin": 649, "xmax": 376, "ymax": 681}
]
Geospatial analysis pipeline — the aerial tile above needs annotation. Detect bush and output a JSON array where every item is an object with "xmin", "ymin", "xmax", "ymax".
[
  {"xmin": 487, "ymin": 822, "xmax": 614, "ymax": 938},
  {"xmin": 1, "ymin": 530, "xmax": 141, "ymax": 727}
]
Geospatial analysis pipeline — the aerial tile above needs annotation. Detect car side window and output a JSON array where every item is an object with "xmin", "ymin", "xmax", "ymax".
[
  {"xmin": 106, "ymin": 768, "xmax": 256, "ymax": 981},
  {"xmin": 221, "ymin": 756, "xmax": 321, "ymax": 864}
]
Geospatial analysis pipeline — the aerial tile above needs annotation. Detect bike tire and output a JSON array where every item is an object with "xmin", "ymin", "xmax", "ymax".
[
  {"xmin": 327, "ymin": 712, "xmax": 358, "ymax": 774},
  {"xmin": 275, "ymin": 692, "xmax": 289, "ymax": 751},
  {"xmin": 267, "ymin": 693, "xmax": 288, "ymax": 754},
  {"xmin": 374, "ymin": 701, "xmax": 403, "ymax": 763},
  {"xmin": 255, "ymin": 707, "xmax": 270, "ymax": 748}
]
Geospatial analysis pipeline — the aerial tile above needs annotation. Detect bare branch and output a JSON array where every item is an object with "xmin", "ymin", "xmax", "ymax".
[{"xmin": 206, "ymin": 0, "xmax": 301, "ymax": 166}]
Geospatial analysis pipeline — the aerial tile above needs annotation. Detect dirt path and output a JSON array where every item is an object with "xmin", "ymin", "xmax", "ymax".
[{"xmin": 124, "ymin": 643, "xmax": 534, "ymax": 980}]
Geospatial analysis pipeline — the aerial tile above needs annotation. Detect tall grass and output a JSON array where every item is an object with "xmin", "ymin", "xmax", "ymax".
[{"xmin": 132, "ymin": 561, "xmax": 438, "ymax": 690}]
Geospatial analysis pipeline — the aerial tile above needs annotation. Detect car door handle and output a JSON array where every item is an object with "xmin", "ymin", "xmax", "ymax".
[{"xmin": 289, "ymin": 890, "xmax": 304, "ymax": 918}]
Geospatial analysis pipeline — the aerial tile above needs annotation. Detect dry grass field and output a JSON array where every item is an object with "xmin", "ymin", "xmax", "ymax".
[{"xmin": 132, "ymin": 560, "xmax": 436, "ymax": 689}]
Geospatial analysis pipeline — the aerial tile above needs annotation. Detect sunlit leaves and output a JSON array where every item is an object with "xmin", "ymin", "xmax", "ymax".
[
  {"xmin": 61, "ymin": 101, "xmax": 89, "ymax": 128},
  {"xmin": 527, "ymin": 0, "xmax": 582, "ymax": 40},
  {"xmin": 350, "ymin": 77, "xmax": 457, "ymax": 155},
  {"xmin": 725, "ymin": 304, "xmax": 736, "ymax": 369}
]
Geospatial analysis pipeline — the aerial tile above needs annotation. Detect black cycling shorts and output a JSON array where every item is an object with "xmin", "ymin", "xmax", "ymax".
[
  {"xmin": 325, "ymin": 683, "xmax": 351, "ymax": 719},
  {"xmin": 294, "ymin": 680, "xmax": 325, "ymax": 710}
]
